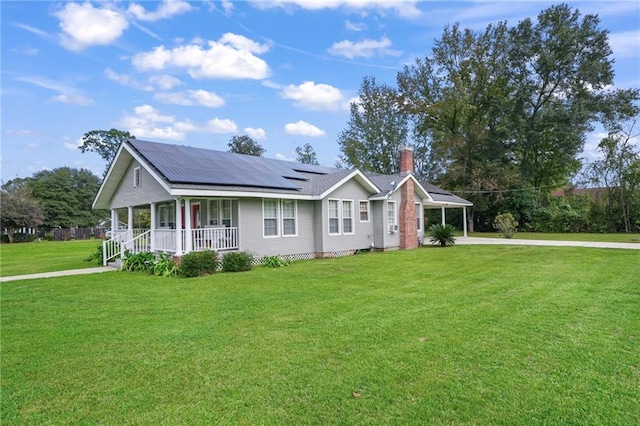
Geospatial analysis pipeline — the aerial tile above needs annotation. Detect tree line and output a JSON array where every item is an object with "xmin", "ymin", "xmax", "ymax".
[{"xmin": 337, "ymin": 3, "xmax": 640, "ymax": 233}]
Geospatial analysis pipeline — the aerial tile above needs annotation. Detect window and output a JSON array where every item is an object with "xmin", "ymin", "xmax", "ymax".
[
  {"xmin": 263, "ymin": 199, "xmax": 278, "ymax": 237},
  {"xmin": 159, "ymin": 205, "xmax": 175, "ymax": 228},
  {"xmin": 133, "ymin": 167, "xmax": 141, "ymax": 187},
  {"xmin": 208, "ymin": 200, "xmax": 219, "ymax": 225},
  {"xmin": 415, "ymin": 203, "xmax": 422, "ymax": 231},
  {"xmin": 222, "ymin": 200, "xmax": 232, "ymax": 227},
  {"xmin": 328, "ymin": 199, "xmax": 340, "ymax": 234},
  {"xmin": 342, "ymin": 200, "xmax": 353, "ymax": 234},
  {"xmin": 208, "ymin": 199, "xmax": 233, "ymax": 226},
  {"xmin": 387, "ymin": 201, "xmax": 397, "ymax": 232},
  {"xmin": 359, "ymin": 201, "xmax": 370, "ymax": 222},
  {"xmin": 282, "ymin": 199, "xmax": 297, "ymax": 236}
]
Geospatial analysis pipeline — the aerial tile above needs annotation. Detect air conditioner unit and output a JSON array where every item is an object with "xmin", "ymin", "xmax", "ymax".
[
  {"xmin": 388, "ymin": 224, "xmax": 399, "ymax": 233},
  {"xmin": 394, "ymin": 224, "xmax": 399, "ymax": 231}
]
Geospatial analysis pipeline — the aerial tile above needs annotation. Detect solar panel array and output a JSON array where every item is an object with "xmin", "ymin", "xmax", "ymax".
[{"xmin": 129, "ymin": 139, "xmax": 327, "ymax": 190}]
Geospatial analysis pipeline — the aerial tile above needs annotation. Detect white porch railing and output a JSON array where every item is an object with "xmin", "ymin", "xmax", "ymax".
[
  {"xmin": 103, "ymin": 227, "xmax": 238, "ymax": 266},
  {"xmin": 191, "ymin": 227, "xmax": 238, "ymax": 251},
  {"xmin": 103, "ymin": 229, "xmax": 150, "ymax": 265}
]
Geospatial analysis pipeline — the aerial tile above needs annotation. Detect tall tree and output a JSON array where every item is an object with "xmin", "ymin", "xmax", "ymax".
[
  {"xmin": 26, "ymin": 167, "xmax": 105, "ymax": 228},
  {"xmin": 0, "ymin": 183, "xmax": 44, "ymax": 243},
  {"xmin": 295, "ymin": 143, "xmax": 319, "ymax": 165},
  {"xmin": 585, "ymin": 111, "xmax": 640, "ymax": 232},
  {"xmin": 337, "ymin": 76, "xmax": 409, "ymax": 174},
  {"xmin": 228, "ymin": 135, "xmax": 265, "ymax": 156},
  {"xmin": 79, "ymin": 129, "xmax": 135, "ymax": 175}
]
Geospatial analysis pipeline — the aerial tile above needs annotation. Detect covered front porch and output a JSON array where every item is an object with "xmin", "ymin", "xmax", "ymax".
[{"xmin": 103, "ymin": 197, "xmax": 239, "ymax": 265}]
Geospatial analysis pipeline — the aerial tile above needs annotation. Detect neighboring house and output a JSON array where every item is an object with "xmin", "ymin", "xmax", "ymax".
[{"xmin": 94, "ymin": 139, "xmax": 472, "ymax": 265}]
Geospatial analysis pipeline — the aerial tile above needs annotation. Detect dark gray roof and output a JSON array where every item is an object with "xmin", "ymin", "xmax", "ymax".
[
  {"xmin": 128, "ymin": 139, "xmax": 336, "ymax": 191},
  {"xmin": 366, "ymin": 172, "xmax": 408, "ymax": 196},
  {"xmin": 419, "ymin": 181, "xmax": 473, "ymax": 206}
]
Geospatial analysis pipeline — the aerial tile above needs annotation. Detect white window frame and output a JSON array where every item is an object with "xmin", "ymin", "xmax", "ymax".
[
  {"xmin": 359, "ymin": 200, "xmax": 370, "ymax": 222},
  {"xmin": 342, "ymin": 200, "xmax": 354, "ymax": 235},
  {"xmin": 158, "ymin": 205, "xmax": 174, "ymax": 229},
  {"xmin": 263, "ymin": 199, "xmax": 279, "ymax": 238},
  {"xmin": 415, "ymin": 202, "xmax": 423, "ymax": 231},
  {"xmin": 328, "ymin": 199, "xmax": 340, "ymax": 235},
  {"xmin": 208, "ymin": 199, "xmax": 233, "ymax": 227},
  {"xmin": 387, "ymin": 200, "xmax": 397, "ymax": 233},
  {"xmin": 281, "ymin": 199, "xmax": 298, "ymax": 237},
  {"xmin": 133, "ymin": 167, "xmax": 141, "ymax": 188}
]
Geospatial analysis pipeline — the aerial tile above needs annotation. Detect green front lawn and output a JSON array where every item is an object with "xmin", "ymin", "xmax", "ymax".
[
  {"xmin": 0, "ymin": 239, "xmax": 101, "ymax": 276},
  {"xmin": 2, "ymin": 246, "xmax": 638, "ymax": 424},
  {"xmin": 468, "ymin": 231, "xmax": 640, "ymax": 243}
]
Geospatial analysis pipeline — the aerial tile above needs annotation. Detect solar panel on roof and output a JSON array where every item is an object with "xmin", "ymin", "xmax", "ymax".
[{"xmin": 129, "ymin": 139, "xmax": 301, "ymax": 190}]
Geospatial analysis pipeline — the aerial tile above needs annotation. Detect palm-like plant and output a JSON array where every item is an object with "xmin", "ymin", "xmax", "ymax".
[{"xmin": 428, "ymin": 224, "xmax": 457, "ymax": 247}]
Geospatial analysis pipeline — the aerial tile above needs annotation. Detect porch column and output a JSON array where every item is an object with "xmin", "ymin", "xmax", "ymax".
[
  {"xmin": 184, "ymin": 198, "xmax": 192, "ymax": 254},
  {"xmin": 463, "ymin": 207, "xmax": 468, "ymax": 237},
  {"xmin": 175, "ymin": 198, "xmax": 183, "ymax": 256},
  {"xmin": 127, "ymin": 206, "xmax": 134, "ymax": 240},
  {"xmin": 150, "ymin": 203, "xmax": 156, "ymax": 252},
  {"xmin": 441, "ymin": 206, "xmax": 446, "ymax": 225},
  {"xmin": 111, "ymin": 209, "xmax": 118, "ymax": 232}
]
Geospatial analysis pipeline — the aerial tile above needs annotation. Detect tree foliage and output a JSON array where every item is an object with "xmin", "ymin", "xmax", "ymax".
[
  {"xmin": 5, "ymin": 168, "xmax": 106, "ymax": 229},
  {"xmin": 337, "ymin": 76, "xmax": 409, "ymax": 174},
  {"xmin": 295, "ymin": 143, "xmax": 319, "ymax": 165},
  {"xmin": 79, "ymin": 129, "xmax": 135, "ymax": 174},
  {"xmin": 228, "ymin": 135, "xmax": 265, "ymax": 156},
  {"xmin": 0, "ymin": 183, "xmax": 44, "ymax": 243}
]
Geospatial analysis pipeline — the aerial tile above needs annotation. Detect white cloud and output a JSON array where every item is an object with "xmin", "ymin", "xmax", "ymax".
[
  {"xmin": 63, "ymin": 136, "xmax": 82, "ymax": 150},
  {"xmin": 608, "ymin": 30, "xmax": 640, "ymax": 59},
  {"xmin": 155, "ymin": 89, "xmax": 225, "ymax": 108},
  {"xmin": 244, "ymin": 127, "xmax": 267, "ymax": 140},
  {"xmin": 105, "ymin": 68, "xmax": 154, "ymax": 91},
  {"xmin": 281, "ymin": 81, "xmax": 345, "ymax": 110},
  {"xmin": 13, "ymin": 46, "xmax": 39, "ymax": 56},
  {"xmin": 328, "ymin": 36, "xmax": 401, "ymax": 59},
  {"xmin": 119, "ymin": 105, "xmax": 238, "ymax": 140},
  {"xmin": 262, "ymin": 80, "xmax": 283, "ymax": 89},
  {"xmin": 221, "ymin": 0, "xmax": 234, "ymax": 14},
  {"xmin": 16, "ymin": 75, "xmax": 94, "ymax": 105},
  {"xmin": 148, "ymin": 74, "xmax": 183, "ymax": 90},
  {"xmin": 55, "ymin": 2, "xmax": 129, "ymax": 51},
  {"xmin": 205, "ymin": 118, "xmax": 238, "ymax": 133},
  {"xmin": 128, "ymin": 0, "xmax": 193, "ymax": 22},
  {"xmin": 52, "ymin": 93, "xmax": 94, "ymax": 106},
  {"xmin": 132, "ymin": 33, "xmax": 271, "ymax": 80},
  {"xmin": 250, "ymin": 0, "xmax": 422, "ymax": 18},
  {"xmin": 345, "ymin": 20, "xmax": 366, "ymax": 31},
  {"xmin": 284, "ymin": 120, "xmax": 326, "ymax": 137}
]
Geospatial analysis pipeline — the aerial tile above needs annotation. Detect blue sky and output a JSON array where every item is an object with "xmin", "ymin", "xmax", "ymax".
[{"xmin": 2, "ymin": 0, "xmax": 639, "ymax": 182}]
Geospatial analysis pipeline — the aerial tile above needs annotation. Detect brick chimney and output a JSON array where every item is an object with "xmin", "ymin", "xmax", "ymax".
[{"xmin": 399, "ymin": 147, "xmax": 418, "ymax": 249}]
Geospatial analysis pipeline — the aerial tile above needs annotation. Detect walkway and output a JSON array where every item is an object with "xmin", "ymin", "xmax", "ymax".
[
  {"xmin": 455, "ymin": 237, "xmax": 640, "ymax": 250},
  {"xmin": 1, "ymin": 267, "xmax": 116, "ymax": 283}
]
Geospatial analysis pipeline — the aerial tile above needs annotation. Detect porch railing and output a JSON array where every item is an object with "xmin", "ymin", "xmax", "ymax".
[
  {"xmin": 191, "ymin": 227, "xmax": 238, "ymax": 251},
  {"xmin": 103, "ymin": 229, "xmax": 150, "ymax": 266}
]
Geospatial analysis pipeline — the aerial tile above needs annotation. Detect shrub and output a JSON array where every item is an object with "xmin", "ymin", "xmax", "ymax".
[
  {"xmin": 152, "ymin": 253, "xmax": 177, "ymax": 277},
  {"xmin": 493, "ymin": 212, "xmax": 519, "ymax": 238},
  {"xmin": 262, "ymin": 255, "xmax": 290, "ymax": 268},
  {"xmin": 428, "ymin": 224, "xmax": 456, "ymax": 247},
  {"xmin": 121, "ymin": 251, "xmax": 155, "ymax": 273},
  {"xmin": 85, "ymin": 243, "xmax": 104, "ymax": 265},
  {"xmin": 179, "ymin": 250, "xmax": 218, "ymax": 277},
  {"xmin": 221, "ymin": 251, "xmax": 253, "ymax": 272}
]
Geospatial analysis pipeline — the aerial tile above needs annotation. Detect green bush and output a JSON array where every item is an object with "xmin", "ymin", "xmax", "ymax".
[
  {"xmin": 85, "ymin": 243, "xmax": 104, "ymax": 265},
  {"xmin": 122, "ymin": 251, "xmax": 155, "ymax": 273},
  {"xmin": 493, "ymin": 212, "xmax": 519, "ymax": 238},
  {"xmin": 152, "ymin": 253, "xmax": 177, "ymax": 277},
  {"xmin": 262, "ymin": 255, "xmax": 290, "ymax": 268},
  {"xmin": 221, "ymin": 251, "xmax": 253, "ymax": 272},
  {"xmin": 428, "ymin": 224, "xmax": 456, "ymax": 247},
  {"xmin": 179, "ymin": 250, "xmax": 218, "ymax": 277}
]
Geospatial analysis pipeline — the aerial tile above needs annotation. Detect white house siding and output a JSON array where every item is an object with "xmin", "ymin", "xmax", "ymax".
[
  {"xmin": 371, "ymin": 200, "xmax": 386, "ymax": 249},
  {"xmin": 237, "ymin": 198, "xmax": 316, "ymax": 258},
  {"xmin": 110, "ymin": 160, "xmax": 171, "ymax": 209},
  {"xmin": 319, "ymin": 178, "xmax": 375, "ymax": 253}
]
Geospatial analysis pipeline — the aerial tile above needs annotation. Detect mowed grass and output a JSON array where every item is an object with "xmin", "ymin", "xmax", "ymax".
[
  {"xmin": 0, "ymin": 239, "xmax": 101, "ymax": 276},
  {"xmin": 469, "ymin": 231, "xmax": 640, "ymax": 243},
  {"xmin": 2, "ymin": 246, "xmax": 639, "ymax": 424}
]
